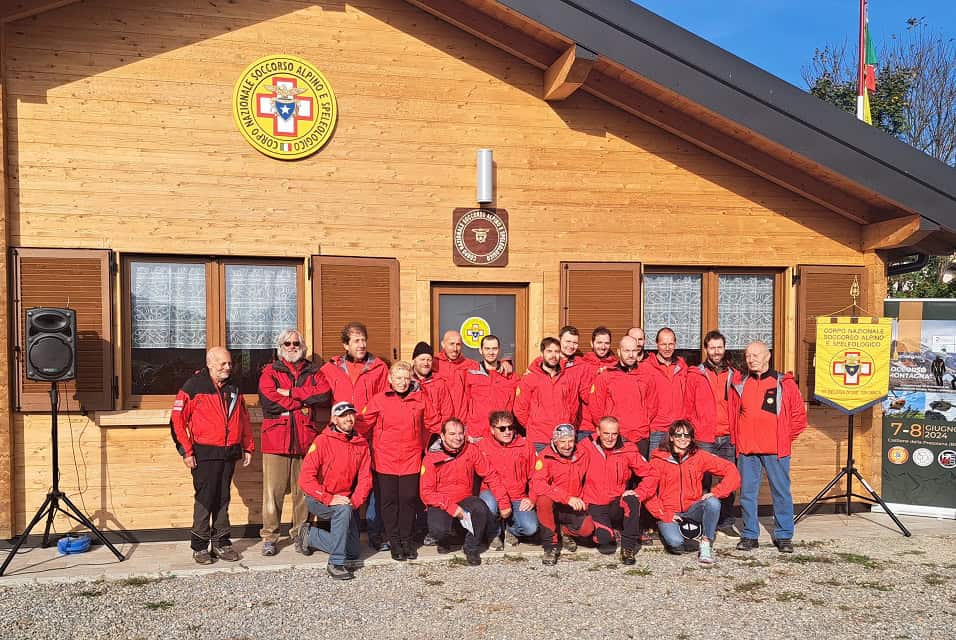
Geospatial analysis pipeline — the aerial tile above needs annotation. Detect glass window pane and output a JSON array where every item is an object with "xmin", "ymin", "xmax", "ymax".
[
  {"xmin": 719, "ymin": 274, "xmax": 775, "ymax": 371},
  {"xmin": 643, "ymin": 273, "xmax": 702, "ymax": 354},
  {"xmin": 225, "ymin": 264, "xmax": 298, "ymax": 394},
  {"xmin": 130, "ymin": 261, "xmax": 207, "ymax": 395}
]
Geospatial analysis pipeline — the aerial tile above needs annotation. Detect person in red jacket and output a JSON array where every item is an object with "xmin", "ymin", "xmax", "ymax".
[
  {"xmin": 731, "ymin": 341, "xmax": 806, "ymax": 554},
  {"xmin": 476, "ymin": 411, "xmax": 539, "ymax": 549},
  {"xmin": 556, "ymin": 326, "xmax": 590, "ymax": 434},
  {"xmin": 684, "ymin": 330, "xmax": 740, "ymax": 538},
  {"xmin": 411, "ymin": 341, "xmax": 455, "ymax": 439},
  {"xmin": 577, "ymin": 326, "xmax": 618, "ymax": 437},
  {"xmin": 641, "ymin": 420, "xmax": 741, "ymax": 565},
  {"xmin": 420, "ymin": 418, "xmax": 511, "ymax": 566},
  {"xmin": 515, "ymin": 337, "xmax": 577, "ymax": 451},
  {"xmin": 588, "ymin": 335, "xmax": 658, "ymax": 458},
  {"xmin": 461, "ymin": 335, "xmax": 518, "ymax": 439},
  {"xmin": 257, "ymin": 328, "xmax": 332, "ymax": 557},
  {"xmin": 641, "ymin": 327, "xmax": 690, "ymax": 451},
  {"xmin": 433, "ymin": 330, "xmax": 477, "ymax": 416},
  {"xmin": 582, "ymin": 416, "xmax": 658, "ymax": 565},
  {"xmin": 171, "ymin": 347, "xmax": 253, "ymax": 565},
  {"xmin": 297, "ymin": 401, "xmax": 372, "ymax": 580},
  {"xmin": 359, "ymin": 360, "xmax": 427, "ymax": 561},
  {"xmin": 531, "ymin": 423, "xmax": 595, "ymax": 566}
]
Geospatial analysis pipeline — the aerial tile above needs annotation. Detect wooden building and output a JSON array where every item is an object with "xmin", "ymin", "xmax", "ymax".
[{"xmin": 1, "ymin": 0, "xmax": 955, "ymax": 539}]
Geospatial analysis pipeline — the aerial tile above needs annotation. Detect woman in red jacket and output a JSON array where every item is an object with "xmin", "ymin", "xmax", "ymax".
[
  {"xmin": 359, "ymin": 361, "xmax": 427, "ymax": 561},
  {"xmin": 640, "ymin": 420, "xmax": 740, "ymax": 566}
]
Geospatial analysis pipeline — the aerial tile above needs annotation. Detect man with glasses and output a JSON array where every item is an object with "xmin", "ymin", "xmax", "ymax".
[
  {"xmin": 257, "ymin": 329, "xmax": 332, "ymax": 556},
  {"xmin": 477, "ymin": 411, "xmax": 539, "ymax": 549},
  {"xmin": 731, "ymin": 341, "xmax": 806, "ymax": 554}
]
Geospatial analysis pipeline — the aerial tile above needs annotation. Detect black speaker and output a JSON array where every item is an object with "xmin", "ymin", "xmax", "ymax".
[{"xmin": 25, "ymin": 307, "xmax": 76, "ymax": 382}]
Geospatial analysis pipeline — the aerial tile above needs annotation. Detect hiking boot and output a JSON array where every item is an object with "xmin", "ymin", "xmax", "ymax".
[
  {"xmin": 390, "ymin": 547, "xmax": 407, "ymax": 562},
  {"xmin": 465, "ymin": 551, "xmax": 481, "ymax": 566},
  {"xmin": 598, "ymin": 543, "xmax": 617, "ymax": 556},
  {"xmin": 327, "ymin": 564, "xmax": 354, "ymax": 581},
  {"xmin": 211, "ymin": 545, "xmax": 239, "ymax": 562},
  {"xmin": 504, "ymin": 530, "xmax": 519, "ymax": 547},
  {"xmin": 490, "ymin": 536, "xmax": 504, "ymax": 551},
  {"xmin": 436, "ymin": 544, "xmax": 452, "ymax": 555},
  {"xmin": 736, "ymin": 537, "xmax": 759, "ymax": 551},
  {"xmin": 404, "ymin": 543, "xmax": 418, "ymax": 561},
  {"xmin": 620, "ymin": 547, "xmax": 637, "ymax": 566},
  {"xmin": 262, "ymin": 541, "xmax": 278, "ymax": 557},
  {"xmin": 698, "ymin": 541, "xmax": 715, "ymax": 566},
  {"xmin": 717, "ymin": 524, "xmax": 741, "ymax": 539},
  {"xmin": 664, "ymin": 544, "xmax": 684, "ymax": 555},
  {"xmin": 192, "ymin": 549, "xmax": 215, "ymax": 565},
  {"xmin": 344, "ymin": 558, "xmax": 364, "ymax": 570},
  {"xmin": 562, "ymin": 536, "xmax": 577, "ymax": 553},
  {"xmin": 297, "ymin": 523, "xmax": 314, "ymax": 556},
  {"xmin": 682, "ymin": 539, "xmax": 700, "ymax": 553},
  {"xmin": 773, "ymin": 538, "xmax": 794, "ymax": 554},
  {"xmin": 541, "ymin": 548, "xmax": 559, "ymax": 566}
]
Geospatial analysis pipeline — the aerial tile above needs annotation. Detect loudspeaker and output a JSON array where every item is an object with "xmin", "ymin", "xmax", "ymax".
[{"xmin": 25, "ymin": 307, "xmax": 76, "ymax": 382}]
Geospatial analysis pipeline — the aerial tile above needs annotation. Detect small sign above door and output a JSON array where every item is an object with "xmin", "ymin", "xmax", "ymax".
[{"xmin": 452, "ymin": 208, "xmax": 509, "ymax": 267}]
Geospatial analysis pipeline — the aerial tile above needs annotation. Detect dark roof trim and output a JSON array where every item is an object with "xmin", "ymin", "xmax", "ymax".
[{"xmin": 498, "ymin": 0, "xmax": 956, "ymax": 230}]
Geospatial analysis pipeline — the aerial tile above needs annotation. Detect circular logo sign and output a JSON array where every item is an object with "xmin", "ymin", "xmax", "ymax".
[
  {"xmin": 232, "ymin": 55, "xmax": 337, "ymax": 160},
  {"xmin": 912, "ymin": 448, "xmax": 934, "ymax": 467},
  {"xmin": 938, "ymin": 449, "xmax": 956, "ymax": 469},
  {"xmin": 453, "ymin": 209, "xmax": 508, "ymax": 265},
  {"xmin": 887, "ymin": 446, "xmax": 909, "ymax": 465},
  {"xmin": 460, "ymin": 316, "xmax": 491, "ymax": 350},
  {"xmin": 828, "ymin": 349, "xmax": 877, "ymax": 389}
]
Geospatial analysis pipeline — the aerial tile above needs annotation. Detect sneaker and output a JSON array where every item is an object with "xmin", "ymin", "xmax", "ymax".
[
  {"xmin": 620, "ymin": 547, "xmax": 637, "ymax": 566},
  {"xmin": 327, "ymin": 564, "xmax": 354, "ymax": 581},
  {"xmin": 344, "ymin": 558, "xmax": 364, "ymax": 570},
  {"xmin": 541, "ymin": 548, "xmax": 558, "ymax": 566},
  {"xmin": 736, "ymin": 537, "xmax": 759, "ymax": 551},
  {"xmin": 368, "ymin": 535, "xmax": 390, "ymax": 552},
  {"xmin": 682, "ymin": 539, "xmax": 700, "ymax": 553},
  {"xmin": 504, "ymin": 530, "xmax": 519, "ymax": 547},
  {"xmin": 664, "ymin": 544, "xmax": 684, "ymax": 556},
  {"xmin": 422, "ymin": 534, "xmax": 438, "ymax": 547},
  {"xmin": 192, "ymin": 549, "xmax": 215, "ymax": 565},
  {"xmin": 490, "ymin": 536, "xmax": 504, "ymax": 551},
  {"xmin": 562, "ymin": 536, "xmax": 577, "ymax": 553},
  {"xmin": 717, "ymin": 524, "xmax": 741, "ymax": 539},
  {"xmin": 262, "ymin": 542, "xmax": 278, "ymax": 557},
  {"xmin": 298, "ymin": 523, "xmax": 314, "ymax": 557},
  {"xmin": 465, "ymin": 551, "xmax": 481, "ymax": 566},
  {"xmin": 773, "ymin": 538, "xmax": 794, "ymax": 554},
  {"xmin": 210, "ymin": 545, "xmax": 239, "ymax": 562},
  {"xmin": 698, "ymin": 541, "xmax": 715, "ymax": 566}
]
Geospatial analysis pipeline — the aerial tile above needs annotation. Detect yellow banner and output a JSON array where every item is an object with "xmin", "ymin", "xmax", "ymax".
[{"xmin": 814, "ymin": 316, "xmax": 892, "ymax": 414}]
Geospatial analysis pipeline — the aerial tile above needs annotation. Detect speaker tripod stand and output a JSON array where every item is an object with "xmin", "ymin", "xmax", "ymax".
[{"xmin": 0, "ymin": 382, "xmax": 125, "ymax": 576}]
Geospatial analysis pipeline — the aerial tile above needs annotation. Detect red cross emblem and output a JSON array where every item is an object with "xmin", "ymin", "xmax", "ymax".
[
  {"xmin": 832, "ymin": 351, "xmax": 872, "ymax": 386},
  {"xmin": 256, "ymin": 77, "xmax": 314, "ymax": 137}
]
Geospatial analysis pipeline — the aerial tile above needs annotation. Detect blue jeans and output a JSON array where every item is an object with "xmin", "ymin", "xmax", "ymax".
[
  {"xmin": 649, "ymin": 430, "xmax": 667, "ymax": 453},
  {"xmin": 737, "ymin": 454, "xmax": 794, "ymax": 540},
  {"xmin": 478, "ymin": 490, "xmax": 539, "ymax": 538},
  {"xmin": 306, "ymin": 496, "xmax": 361, "ymax": 566},
  {"xmin": 657, "ymin": 496, "xmax": 721, "ymax": 548},
  {"xmin": 365, "ymin": 492, "xmax": 382, "ymax": 538},
  {"xmin": 698, "ymin": 436, "xmax": 737, "ymax": 527}
]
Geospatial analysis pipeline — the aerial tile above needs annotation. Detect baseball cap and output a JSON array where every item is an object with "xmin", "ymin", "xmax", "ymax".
[{"xmin": 331, "ymin": 401, "xmax": 357, "ymax": 417}]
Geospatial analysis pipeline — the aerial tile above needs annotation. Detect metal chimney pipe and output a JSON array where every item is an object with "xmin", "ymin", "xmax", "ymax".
[{"xmin": 476, "ymin": 149, "xmax": 493, "ymax": 204}]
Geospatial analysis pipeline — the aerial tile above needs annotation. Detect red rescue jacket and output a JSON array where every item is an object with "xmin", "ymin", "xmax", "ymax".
[
  {"xmin": 640, "ymin": 355, "xmax": 689, "ymax": 433},
  {"xmin": 730, "ymin": 371, "xmax": 807, "ymax": 458},
  {"xmin": 461, "ymin": 362, "xmax": 518, "ymax": 439},
  {"xmin": 170, "ymin": 369, "xmax": 254, "ymax": 461},
  {"xmin": 529, "ymin": 443, "xmax": 589, "ymax": 505},
  {"xmin": 320, "ymin": 354, "xmax": 389, "ymax": 409},
  {"xmin": 588, "ymin": 363, "xmax": 658, "ymax": 443},
  {"xmin": 415, "ymin": 373, "xmax": 456, "ymax": 435},
  {"xmin": 420, "ymin": 440, "xmax": 509, "ymax": 515},
  {"xmin": 477, "ymin": 434, "xmax": 536, "ymax": 502},
  {"xmin": 433, "ymin": 353, "xmax": 477, "ymax": 416},
  {"xmin": 684, "ymin": 363, "xmax": 737, "ymax": 444},
  {"xmin": 514, "ymin": 357, "xmax": 578, "ymax": 445},
  {"xmin": 581, "ymin": 435, "xmax": 657, "ymax": 505},
  {"xmin": 298, "ymin": 426, "xmax": 373, "ymax": 508},
  {"xmin": 578, "ymin": 352, "xmax": 618, "ymax": 431},
  {"xmin": 258, "ymin": 358, "xmax": 332, "ymax": 456},
  {"xmin": 359, "ymin": 384, "xmax": 427, "ymax": 475},
  {"xmin": 641, "ymin": 448, "xmax": 741, "ymax": 523}
]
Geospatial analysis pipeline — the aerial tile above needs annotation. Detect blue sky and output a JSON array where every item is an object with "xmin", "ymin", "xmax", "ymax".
[{"xmin": 636, "ymin": 1, "xmax": 956, "ymax": 88}]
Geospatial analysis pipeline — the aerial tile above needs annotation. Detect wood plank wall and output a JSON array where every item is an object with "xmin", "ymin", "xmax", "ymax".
[{"xmin": 4, "ymin": 0, "xmax": 876, "ymax": 532}]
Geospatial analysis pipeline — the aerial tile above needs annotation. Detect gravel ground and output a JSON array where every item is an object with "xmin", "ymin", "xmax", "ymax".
[{"xmin": 1, "ymin": 535, "xmax": 953, "ymax": 640}]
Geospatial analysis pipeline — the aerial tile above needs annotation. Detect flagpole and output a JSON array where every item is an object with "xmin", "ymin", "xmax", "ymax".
[{"xmin": 856, "ymin": 0, "xmax": 867, "ymax": 121}]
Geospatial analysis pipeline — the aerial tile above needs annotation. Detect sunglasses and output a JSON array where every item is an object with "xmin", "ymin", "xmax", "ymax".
[
  {"xmin": 672, "ymin": 432, "xmax": 692, "ymax": 439},
  {"xmin": 283, "ymin": 341, "xmax": 302, "ymax": 347},
  {"xmin": 494, "ymin": 425, "xmax": 515, "ymax": 432}
]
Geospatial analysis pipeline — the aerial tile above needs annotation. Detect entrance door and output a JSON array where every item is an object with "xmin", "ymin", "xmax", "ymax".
[{"xmin": 431, "ymin": 284, "xmax": 528, "ymax": 372}]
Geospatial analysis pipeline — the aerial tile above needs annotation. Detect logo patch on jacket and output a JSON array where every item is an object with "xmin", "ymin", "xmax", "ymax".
[
  {"xmin": 534, "ymin": 459, "xmax": 544, "ymax": 471},
  {"xmin": 762, "ymin": 389, "xmax": 778, "ymax": 413},
  {"xmin": 420, "ymin": 464, "xmax": 427, "ymax": 476}
]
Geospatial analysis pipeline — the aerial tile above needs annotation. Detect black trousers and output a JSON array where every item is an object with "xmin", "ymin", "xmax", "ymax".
[
  {"xmin": 190, "ymin": 458, "xmax": 237, "ymax": 551},
  {"xmin": 588, "ymin": 495, "xmax": 642, "ymax": 551},
  {"xmin": 427, "ymin": 495, "xmax": 491, "ymax": 553},
  {"xmin": 374, "ymin": 472, "xmax": 420, "ymax": 549}
]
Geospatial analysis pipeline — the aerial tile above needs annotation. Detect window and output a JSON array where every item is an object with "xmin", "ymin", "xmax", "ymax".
[
  {"xmin": 644, "ymin": 268, "xmax": 784, "ymax": 369},
  {"xmin": 123, "ymin": 256, "xmax": 304, "ymax": 406}
]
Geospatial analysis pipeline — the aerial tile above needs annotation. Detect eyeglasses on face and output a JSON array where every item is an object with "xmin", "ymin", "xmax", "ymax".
[
  {"xmin": 283, "ymin": 341, "xmax": 302, "ymax": 347},
  {"xmin": 494, "ymin": 425, "xmax": 515, "ymax": 432},
  {"xmin": 672, "ymin": 432, "xmax": 692, "ymax": 439}
]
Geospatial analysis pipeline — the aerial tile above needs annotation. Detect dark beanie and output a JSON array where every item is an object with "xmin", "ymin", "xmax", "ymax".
[{"xmin": 412, "ymin": 341, "xmax": 433, "ymax": 359}]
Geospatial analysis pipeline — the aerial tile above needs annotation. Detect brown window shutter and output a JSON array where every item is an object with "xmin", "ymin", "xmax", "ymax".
[
  {"xmin": 311, "ymin": 256, "xmax": 400, "ymax": 365},
  {"xmin": 561, "ymin": 262, "xmax": 642, "ymax": 341},
  {"xmin": 796, "ymin": 265, "xmax": 868, "ymax": 399},
  {"xmin": 13, "ymin": 248, "xmax": 114, "ymax": 412}
]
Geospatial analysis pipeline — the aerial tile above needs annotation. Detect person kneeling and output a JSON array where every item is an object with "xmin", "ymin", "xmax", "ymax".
[
  {"xmin": 420, "ymin": 418, "xmax": 511, "ymax": 566},
  {"xmin": 297, "ymin": 402, "xmax": 372, "ymax": 580},
  {"xmin": 531, "ymin": 424, "xmax": 595, "ymax": 566},
  {"xmin": 641, "ymin": 420, "xmax": 740, "ymax": 566}
]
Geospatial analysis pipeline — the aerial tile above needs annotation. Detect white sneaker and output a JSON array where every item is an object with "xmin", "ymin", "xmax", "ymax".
[{"xmin": 698, "ymin": 541, "xmax": 715, "ymax": 566}]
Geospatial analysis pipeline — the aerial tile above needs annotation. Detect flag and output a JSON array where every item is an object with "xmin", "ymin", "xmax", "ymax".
[{"xmin": 857, "ymin": 0, "xmax": 877, "ymax": 124}]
